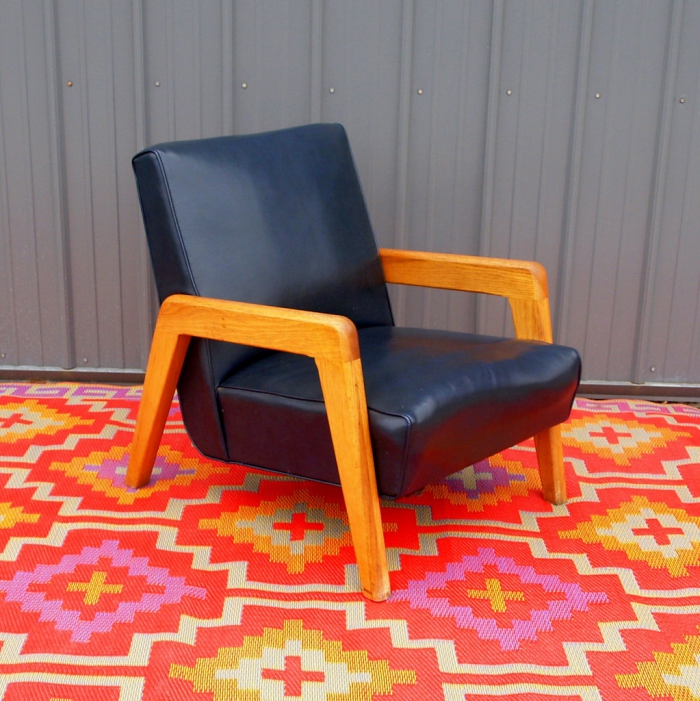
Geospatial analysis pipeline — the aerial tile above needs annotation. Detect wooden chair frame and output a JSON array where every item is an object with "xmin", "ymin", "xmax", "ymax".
[{"xmin": 126, "ymin": 248, "xmax": 566, "ymax": 602}]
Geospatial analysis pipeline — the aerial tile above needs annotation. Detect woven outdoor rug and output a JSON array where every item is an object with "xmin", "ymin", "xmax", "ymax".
[{"xmin": 0, "ymin": 383, "xmax": 699, "ymax": 700}]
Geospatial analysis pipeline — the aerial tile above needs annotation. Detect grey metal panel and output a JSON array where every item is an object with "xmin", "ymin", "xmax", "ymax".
[
  {"xmin": 557, "ymin": 0, "xmax": 594, "ymax": 350},
  {"xmin": 481, "ymin": 0, "xmax": 583, "ymax": 340},
  {"xmin": 232, "ymin": 0, "xmax": 314, "ymax": 134},
  {"xmin": 128, "ymin": 0, "xmax": 157, "ymax": 368},
  {"xmin": 321, "ymin": 0, "xmax": 404, "ymax": 246},
  {"xmin": 55, "ymin": 0, "xmax": 151, "ymax": 370},
  {"xmin": 398, "ymin": 0, "xmax": 493, "ymax": 332},
  {"xmin": 564, "ymin": 0, "xmax": 673, "ymax": 381},
  {"xmin": 0, "ymin": 1, "xmax": 72, "ymax": 368},
  {"xmin": 143, "ymin": 0, "xmax": 228, "ymax": 144},
  {"xmin": 1, "ymin": 0, "xmax": 699, "ymax": 386},
  {"xmin": 638, "ymin": 0, "xmax": 700, "ymax": 383}
]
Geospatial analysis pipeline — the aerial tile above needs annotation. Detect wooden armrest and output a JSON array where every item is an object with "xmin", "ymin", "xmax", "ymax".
[
  {"xmin": 379, "ymin": 248, "xmax": 548, "ymax": 300},
  {"xmin": 379, "ymin": 248, "xmax": 553, "ymax": 343},
  {"xmin": 378, "ymin": 248, "xmax": 565, "ymax": 504},
  {"xmin": 156, "ymin": 294, "xmax": 359, "ymax": 363}
]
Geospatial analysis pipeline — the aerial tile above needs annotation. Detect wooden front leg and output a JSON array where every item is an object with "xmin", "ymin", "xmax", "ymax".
[
  {"xmin": 315, "ymin": 357, "xmax": 390, "ymax": 602},
  {"xmin": 126, "ymin": 325, "xmax": 191, "ymax": 489}
]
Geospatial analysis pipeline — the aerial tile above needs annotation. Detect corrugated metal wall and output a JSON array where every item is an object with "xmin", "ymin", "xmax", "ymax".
[{"xmin": 1, "ymin": 0, "xmax": 699, "ymax": 386}]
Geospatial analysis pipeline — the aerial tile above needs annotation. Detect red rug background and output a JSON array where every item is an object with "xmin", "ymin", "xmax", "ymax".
[{"xmin": 0, "ymin": 383, "xmax": 699, "ymax": 699}]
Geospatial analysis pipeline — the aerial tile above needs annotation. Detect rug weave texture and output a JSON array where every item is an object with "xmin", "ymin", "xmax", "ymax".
[{"xmin": 0, "ymin": 382, "xmax": 699, "ymax": 700}]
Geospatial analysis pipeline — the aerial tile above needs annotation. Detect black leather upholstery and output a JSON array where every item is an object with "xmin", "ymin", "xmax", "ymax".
[
  {"xmin": 219, "ymin": 327, "xmax": 580, "ymax": 498},
  {"xmin": 133, "ymin": 124, "xmax": 581, "ymax": 498},
  {"xmin": 133, "ymin": 124, "xmax": 393, "ymax": 459}
]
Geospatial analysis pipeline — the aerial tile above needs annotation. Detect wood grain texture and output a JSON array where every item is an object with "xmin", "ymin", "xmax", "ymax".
[
  {"xmin": 156, "ymin": 294, "xmax": 360, "ymax": 362},
  {"xmin": 380, "ymin": 247, "xmax": 548, "ymax": 300},
  {"xmin": 125, "ymin": 324, "xmax": 190, "ymax": 488},
  {"xmin": 534, "ymin": 424, "xmax": 566, "ymax": 504},
  {"xmin": 316, "ymin": 356, "xmax": 390, "ymax": 601},
  {"xmin": 126, "ymin": 293, "xmax": 389, "ymax": 600},
  {"xmin": 508, "ymin": 297, "xmax": 554, "ymax": 343}
]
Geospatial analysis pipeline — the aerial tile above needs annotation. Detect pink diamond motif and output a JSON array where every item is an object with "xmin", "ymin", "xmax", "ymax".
[
  {"xmin": 391, "ymin": 548, "xmax": 608, "ymax": 650},
  {"xmin": 0, "ymin": 539, "xmax": 205, "ymax": 642}
]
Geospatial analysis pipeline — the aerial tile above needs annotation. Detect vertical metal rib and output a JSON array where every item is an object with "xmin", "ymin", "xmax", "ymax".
[
  {"xmin": 394, "ymin": 0, "xmax": 415, "ymax": 252},
  {"xmin": 476, "ymin": 0, "xmax": 504, "ymax": 333},
  {"xmin": 44, "ymin": 0, "xmax": 74, "ymax": 367},
  {"xmin": 131, "ymin": 0, "xmax": 156, "ymax": 360},
  {"xmin": 390, "ymin": 0, "xmax": 415, "ymax": 323},
  {"xmin": 556, "ymin": 0, "xmax": 594, "ymax": 345},
  {"xmin": 222, "ymin": 1, "xmax": 234, "ymax": 134},
  {"xmin": 633, "ymin": 0, "xmax": 684, "ymax": 382},
  {"xmin": 310, "ymin": 0, "xmax": 323, "ymax": 122}
]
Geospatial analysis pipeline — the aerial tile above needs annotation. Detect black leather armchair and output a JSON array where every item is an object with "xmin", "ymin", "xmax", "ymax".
[{"xmin": 127, "ymin": 124, "xmax": 581, "ymax": 601}]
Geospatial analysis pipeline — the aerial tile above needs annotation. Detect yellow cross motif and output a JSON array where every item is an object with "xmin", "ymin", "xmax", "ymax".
[
  {"xmin": 66, "ymin": 570, "xmax": 123, "ymax": 605},
  {"xmin": 467, "ymin": 578, "xmax": 525, "ymax": 612}
]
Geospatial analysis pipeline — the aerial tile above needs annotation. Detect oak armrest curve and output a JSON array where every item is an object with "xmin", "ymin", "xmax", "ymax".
[
  {"xmin": 379, "ymin": 248, "xmax": 548, "ymax": 300},
  {"xmin": 157, "ymin": 294, "xmax": 360, "ymax": 363}
]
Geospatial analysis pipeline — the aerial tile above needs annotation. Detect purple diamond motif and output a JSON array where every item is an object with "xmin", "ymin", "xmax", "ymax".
[
  {"xmin": 443, "ymin": 460, "xmax": 526, "ymax": 499},
  {"xmin": 391, "ymin": 547, "xmax": 608, "ymax": 650},
  {"xmin": 84, "ymin": 454, "xmax": 194, "ymax": 489},
  {"xmin": 0, "ymin": 539, "xmax": 206, "ymax": 643}
]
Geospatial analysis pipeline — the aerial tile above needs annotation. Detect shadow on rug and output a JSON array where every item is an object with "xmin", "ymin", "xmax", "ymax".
[{"xmin": 0, "ymin": 383, "xmax": 699, "ymax": 700}]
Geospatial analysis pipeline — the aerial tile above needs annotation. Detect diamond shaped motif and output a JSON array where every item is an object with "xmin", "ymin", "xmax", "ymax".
[
  {"xmin": 617, "ymin": 630, "xmax": 700, "ymax": 699},
  {"xmin": 0, "ymin": 539, "xmax": 206, "ymax": 643},
  {"xmin": 199, "ymin": 489, "xmax": 352, "ymax": 573},
  {"xmin": 391, "ymin": 547, "xmax": 608, "ymax": 651},
  {"xmin": 170, "ymin": 619, "xmax": 416, "ymax": 700},
  {"xmin": 0, "ymin": 400, "xmax": 91, "ymax": 444},
  {"xmin": 426, "ymin": 454, "xmax": 539, "ymax": 510},
  {"xmin": 562, "ymin": 416, "xmax": 688, "ymax": 466},
  {"xmin": 49, "ymin": 445, "xmax": 228, "ymax": 504},
  {"xmin": 560, "ymin": 496, "xmax": 700, "ymax": 577}
]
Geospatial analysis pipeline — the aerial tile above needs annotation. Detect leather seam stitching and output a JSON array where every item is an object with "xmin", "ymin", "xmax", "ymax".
[{"xmin": 219, "ymin": 385, "xmax": 413, "ymax": 422}]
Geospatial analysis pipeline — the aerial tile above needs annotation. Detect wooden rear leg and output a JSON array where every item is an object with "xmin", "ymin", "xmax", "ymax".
[{"xmin": 534, "ymin": 424, "xmax": 566, "ymax": 505}]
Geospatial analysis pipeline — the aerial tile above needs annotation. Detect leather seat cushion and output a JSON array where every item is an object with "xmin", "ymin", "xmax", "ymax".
[{"xmin": 217, "ymin": 326, "xmax": 581, "ymax": 499}]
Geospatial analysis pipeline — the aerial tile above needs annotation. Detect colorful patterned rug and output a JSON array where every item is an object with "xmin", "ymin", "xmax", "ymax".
[{"xmin": 0, "ymin": 383, "xmax": 699, "ymax": 700}]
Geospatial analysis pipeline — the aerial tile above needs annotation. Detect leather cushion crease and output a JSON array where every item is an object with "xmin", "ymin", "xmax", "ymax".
[{"xmin": 132, "ymin": 123, "xmax": 581, "ymax": 501}]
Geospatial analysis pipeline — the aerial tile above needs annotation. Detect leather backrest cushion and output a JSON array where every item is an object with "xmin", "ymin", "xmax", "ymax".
[{"xmin": 133, "ymin": 123, "xmax": 394, "ymax": 379}]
